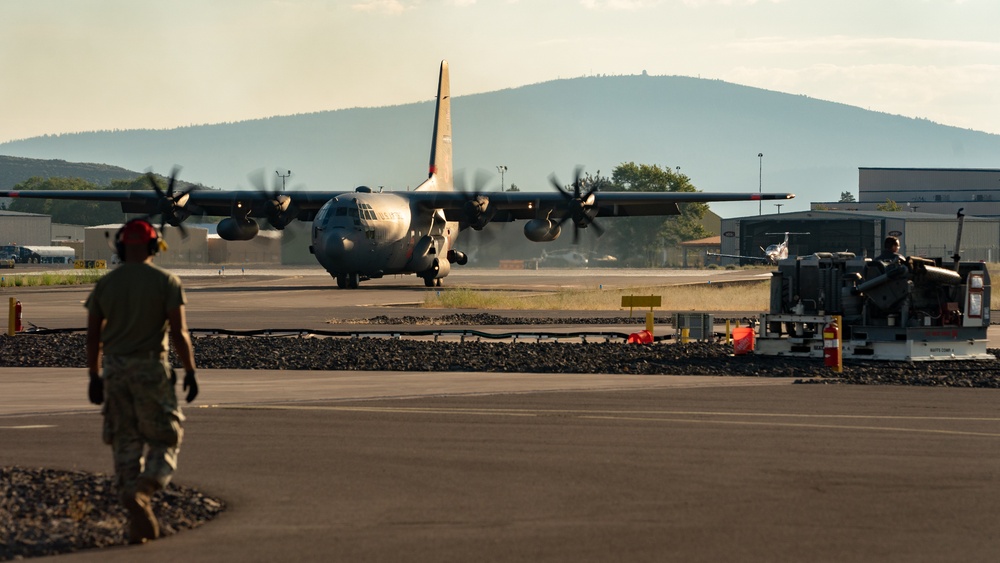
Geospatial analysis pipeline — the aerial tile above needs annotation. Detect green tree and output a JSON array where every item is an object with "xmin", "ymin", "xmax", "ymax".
[
  {"xmin": 875, "ymin": 198, "xmax": 902, "ymax": 212},
  {"xmin": 600, "ymin": 162, "xmax": 709, "ymax": 267},
  {"xmin": 839, "ymin": 191, "xmax": 856, "ymax": 203}
]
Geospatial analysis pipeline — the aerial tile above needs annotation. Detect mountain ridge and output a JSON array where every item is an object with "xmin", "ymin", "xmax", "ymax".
[{"xmin": 2, "ymin": 75, "xmax": 997, "ymax": 217}]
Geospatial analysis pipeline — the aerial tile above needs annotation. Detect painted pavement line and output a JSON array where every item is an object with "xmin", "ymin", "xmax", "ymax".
[{"xmin": 213, "ymin": 404, "xmax": 1000, "ymax": 438}]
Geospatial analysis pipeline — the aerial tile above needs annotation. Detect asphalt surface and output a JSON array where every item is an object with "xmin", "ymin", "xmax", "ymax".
[{"xmin": 2, "ymin": 267, "xmax": 999, "ymax": 562}]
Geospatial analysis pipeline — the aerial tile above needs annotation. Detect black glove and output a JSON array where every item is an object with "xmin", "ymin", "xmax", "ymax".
[
  {"xmin": 88, "ymin": 373, "xmax": 103, "ymax": 405},
  {"xmin": 183, "ymin": 370, "xmax": 198, "ymax": 403}
]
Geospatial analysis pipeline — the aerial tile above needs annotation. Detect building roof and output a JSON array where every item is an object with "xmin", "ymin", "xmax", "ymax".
[
  {"xmin": 859, "ymin": 167, "xmax": 1000, "ymax": 173},
  {"xmin": 730, "ymin": 209, "xmax": 992, "ymax": 222},
  {"xmin": 679, "ymin": 236, "xmax": 721, "ymax": 247},
  {"xmin": 0, "ymin": 209, "xmax": 49, "ymax": 218}
]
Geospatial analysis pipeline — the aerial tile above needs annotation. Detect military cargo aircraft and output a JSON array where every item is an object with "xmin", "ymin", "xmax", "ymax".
[{"xmin": 0, "ymin": 61, "xmax": 794, "ymax": 288}]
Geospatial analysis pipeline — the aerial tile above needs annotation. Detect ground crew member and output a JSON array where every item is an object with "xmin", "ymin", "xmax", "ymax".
[
  {"xmin": 85, "ymin": 219, "xmax": 198, "ymax": 544},
  {"xmin": 878, "ymin": 236, "xmax": 903, "ymax": 262}
]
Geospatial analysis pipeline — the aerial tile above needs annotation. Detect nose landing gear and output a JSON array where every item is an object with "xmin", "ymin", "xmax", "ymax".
[{"xmin": 334, "ymin": 272, "xmax": 361, "ymax": 289}]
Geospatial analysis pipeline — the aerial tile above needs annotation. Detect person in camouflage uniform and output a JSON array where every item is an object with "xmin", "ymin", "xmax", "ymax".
[{"xmin": 85, "ymin": 219, "xmax": 198, "ymax": 545}]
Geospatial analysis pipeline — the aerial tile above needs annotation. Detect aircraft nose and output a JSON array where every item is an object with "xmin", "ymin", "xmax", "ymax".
[{"xmin": 324, "ymin": 232, "xmax": 355, "ymax": 258}]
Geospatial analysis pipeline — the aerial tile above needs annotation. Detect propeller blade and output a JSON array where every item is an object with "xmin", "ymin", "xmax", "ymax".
[
  {"xmin": 586, "ymin": 215, "xmax": 606, "ymax": 238},
  {"xmin": 548, "ymin": 174, "xmax": 573, "ymax": 200},
  {"xmin": 143, "ymin": 167, "xmax": 192, "ymax": 239},
  {"xmin": 248, "ymin": 168, "xmax": 299, "ymax": 230},
  {"xmin": 548, "ymin": 166, "xmax": 605, "ymax": 244},
  {"xmin": 145, "ymin": 172, "xmax": 166, "ymax": 199}
]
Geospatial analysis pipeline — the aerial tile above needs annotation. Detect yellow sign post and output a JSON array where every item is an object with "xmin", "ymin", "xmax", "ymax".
[
  {"xmin": 621, "ymin": 295, "xmax": 662, "ymax": 337},
  {"xmin": 620, "ymin": 295, "xmax": 661, "ymax": 316}
]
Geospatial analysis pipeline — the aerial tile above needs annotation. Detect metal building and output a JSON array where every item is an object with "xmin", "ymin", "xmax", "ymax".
[
  {"xmin": 813, "ymin": 167, "xmax": 1000, "ymax": 217},
  {"xmin": 719, "ymin": 210, "xmax": 999, "ymax": 263},
  {"xmin": 0, "ymin": 210, "xmax": 51, "ymax": 246},
  {"xmin": 84, "ymin": 224, "xmax": 210, "ymax": 266}
]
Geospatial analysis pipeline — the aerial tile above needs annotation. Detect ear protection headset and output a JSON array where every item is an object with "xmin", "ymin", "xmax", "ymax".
[{"xmin": 113, "ymin": 219, "xmax": 165, "ymax": 258}]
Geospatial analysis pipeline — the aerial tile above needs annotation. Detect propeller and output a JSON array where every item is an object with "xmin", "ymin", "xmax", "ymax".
[
  {"xmin": 144, "ymin": 166, "xmax": 199, "ymax": 237},
  {"xmin": 548, "ymin": 166, "xmax": 605, "ymax": 244},
  {"xmin": 454, "ymin": 168, "xmax": 498, "ymax": 231},
  {"xmin": 248, "ymin": 168, "xmax": 300, "ymax": 230}
]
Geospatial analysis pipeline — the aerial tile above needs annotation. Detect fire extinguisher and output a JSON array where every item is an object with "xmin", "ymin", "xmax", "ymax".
[
  {"xmin": 823, "ymin": 319, "xmax": 840, "ymax": 370},
  {"xmin": 14, "ymin": 300, "xmax": 23, "ymax": 333}
]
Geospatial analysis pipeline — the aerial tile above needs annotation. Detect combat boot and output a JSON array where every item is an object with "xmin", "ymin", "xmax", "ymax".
[{"xmin": 124, "ymin": 478, "xmax": 160, "ymax": 544}]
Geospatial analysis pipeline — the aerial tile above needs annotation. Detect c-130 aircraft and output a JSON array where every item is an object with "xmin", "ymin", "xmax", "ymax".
[{"xmin": 1, "ymin": 61, "xmax": 793, "ymax": 288}]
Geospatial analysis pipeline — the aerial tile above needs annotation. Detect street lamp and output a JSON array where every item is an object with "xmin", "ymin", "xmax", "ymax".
[
  {"xmin": 276, "ymin": 169, "xmax": 291, "ymax": 191},
  {"xmin": 774, "ymin": 203, "xmax": 783, "ymax": 214},
  {"xmin": 497, "ymin": 165, "xmax": 507, "ymax": 191},
  {"xmin": 757, "ymin": 153, "xmax": 763, "ymax": 215}
]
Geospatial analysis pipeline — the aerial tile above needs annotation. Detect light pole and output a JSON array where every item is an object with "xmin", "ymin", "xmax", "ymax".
[
  {"xmin": 276, "ymin": 169, "xmax": 291, "ymax": 191},
  {"xmin": 757, "ymin": 153, "xmax": 763, "ymax": 215},
  {"xmin": 774, "ymin": 203, "xmax": 783, "ymax": 214},
  {"xmin": 497, "ymin": 165, "xmax": 507, "ymax": 191}
]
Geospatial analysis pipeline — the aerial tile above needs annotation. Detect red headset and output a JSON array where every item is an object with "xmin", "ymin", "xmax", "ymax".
[{"xmin": 113, "ymin": 219, "xmax": 163, "ymax": 258}]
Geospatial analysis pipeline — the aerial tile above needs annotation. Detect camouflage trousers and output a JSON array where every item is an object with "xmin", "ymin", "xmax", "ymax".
[{"xmin": 101, "ymin": 353, "xmax": 184, "ymax": 503}]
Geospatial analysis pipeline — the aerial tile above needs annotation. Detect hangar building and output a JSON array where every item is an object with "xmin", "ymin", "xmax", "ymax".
[
  {"xmin": 0, "ymin": 210, "xmax": 51, "ymax": 246},
  {"xmin": 718, "ymin": 210, "xmax": 999, "ymax": 264}
]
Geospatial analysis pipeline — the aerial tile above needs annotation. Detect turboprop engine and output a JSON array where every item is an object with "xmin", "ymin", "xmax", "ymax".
[
  {"xmin": 217, "ymin": 217, "xmax": 260, "ymax": 241},
  {"xmin": 524, "ymin": 219, "xmax": 561, "ymax": 242}
]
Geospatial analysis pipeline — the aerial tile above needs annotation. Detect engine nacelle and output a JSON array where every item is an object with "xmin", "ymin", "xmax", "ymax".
[
  {"xmin": 524, "ymin": 219, "xmax": 561, "ymax": 242},
  {"xmin": 217, "ymin": 217, "xmax": 260, "ymax": 241},
  {"xmin": 447, "ymin": 249, "xmax": 468, "ymax": 265}
]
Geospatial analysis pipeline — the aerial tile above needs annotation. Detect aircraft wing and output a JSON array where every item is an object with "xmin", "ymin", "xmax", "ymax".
[
  {"xmin": 419, "ymin": 190, "xmax": 796, "ymax": 222},
  {"xmin": 0, "ymin": 189, "xmax": 341, "ymax": 221},
  {"xmin": 0, "ymin": 188, "xmax": 794, "ymax": 223}
]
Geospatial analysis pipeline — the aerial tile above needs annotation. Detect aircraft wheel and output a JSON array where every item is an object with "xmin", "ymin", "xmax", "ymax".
[
  {"xmin": 423, "ymin": 276, "xmax": 435, "ymax": 288},
  {"xmin": 335, "ymin": 274, "xmax": 347, "ymax": 289},
  {"xmin": 347, "ymin": 273, "xmax": 361, "ymax": 289}
]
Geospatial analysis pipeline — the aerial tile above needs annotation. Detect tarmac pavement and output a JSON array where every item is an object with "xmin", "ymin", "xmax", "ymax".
[
  {"xmin": 2, "ymin": 268, "xmax": 1000, "ymax": 561},
  {"xmin": 2, "ymin": 369, "xmax": 999, "ymax": 562}
]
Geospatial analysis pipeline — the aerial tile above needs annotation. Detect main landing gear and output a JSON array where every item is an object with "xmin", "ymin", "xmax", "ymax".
[{"xmin": 423, "ymin": 276, "xmax": 442, "ymax": 288}]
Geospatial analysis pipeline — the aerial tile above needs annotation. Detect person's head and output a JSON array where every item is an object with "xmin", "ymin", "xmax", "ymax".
[
  {"xmin": 115, "ymin": 219, "xmax": 163, "ymax": 262},
  {"xmin": 884, "ymin": 236, "xmax": 900, "ymax": 252}
]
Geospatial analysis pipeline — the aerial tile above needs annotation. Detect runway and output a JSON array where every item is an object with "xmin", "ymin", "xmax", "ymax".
[
  {"xmin": 6, "ymin": 266, "xmax": 770, "ymax": 332},
  {"xmin": 2, "ymin": 267, "xmax": 999, "ymax": 562}
]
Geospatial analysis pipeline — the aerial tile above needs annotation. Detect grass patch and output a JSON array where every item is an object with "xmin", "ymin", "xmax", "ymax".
[
  {"xmin": 424, "ymin": 280, "xmax": 771, "ymax": 312},
  {"xmin": 0, "ymin": 271, "xmax": 106, "ymax": 288}
]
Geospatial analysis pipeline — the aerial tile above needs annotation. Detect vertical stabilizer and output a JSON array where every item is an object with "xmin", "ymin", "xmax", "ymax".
[{"xmin": 421, "ymin": 60, "xmax": 453, "ymax": 192}]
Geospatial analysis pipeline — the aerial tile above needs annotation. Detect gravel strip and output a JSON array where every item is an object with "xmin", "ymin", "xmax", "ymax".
[
  {"xmin": 1, "ymin": 331, "xmax": 998, "ymax": 387},
  {"xmin": 0, "ymin": 467, "xmax": 224, "ymax": 561}
]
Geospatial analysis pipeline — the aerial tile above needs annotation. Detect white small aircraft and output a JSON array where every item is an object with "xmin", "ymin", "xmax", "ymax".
[
  {"xmin": 1, "ymin": 61, "xmax": 794, "ymax": 288},
  {"xmin": 710, "ymin": 232, "xmax": 808, "ymax": 265}
]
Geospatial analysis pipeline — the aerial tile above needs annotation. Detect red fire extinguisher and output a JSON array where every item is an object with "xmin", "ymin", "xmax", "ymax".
[
  {"xmin": 823, "ymin": 319, "xmax": 840, "ymax": 371},
  {"xmin": 14, "ymin": 300, "xmax": 23, "ymax": 333}
]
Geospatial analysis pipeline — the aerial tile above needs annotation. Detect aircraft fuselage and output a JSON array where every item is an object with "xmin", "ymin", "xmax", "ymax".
[{"xmin": 311, "ymin": 190, "xmax": 458, "ymax": 286}]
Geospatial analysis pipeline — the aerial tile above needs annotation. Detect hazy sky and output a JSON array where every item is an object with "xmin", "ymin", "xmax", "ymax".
[{"xmin": 2, "ymin": 0, "xmax": 998, "ymax": 145}]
